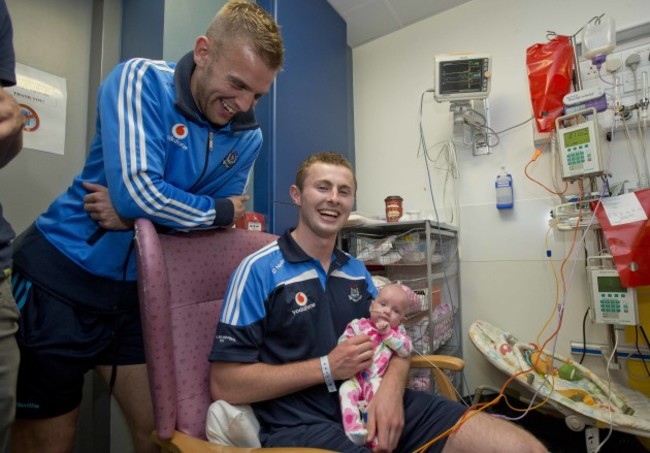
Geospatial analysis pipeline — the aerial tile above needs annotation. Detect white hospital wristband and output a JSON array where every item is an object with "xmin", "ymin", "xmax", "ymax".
[{"xmin": 320, "ymin": 355, "xmax": 337, "ymax": 393}]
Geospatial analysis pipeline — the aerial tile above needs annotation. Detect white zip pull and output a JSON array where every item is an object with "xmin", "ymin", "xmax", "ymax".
[{"xmin": 208, "ymin": 131, "xmax": 214, "ymax": 152}]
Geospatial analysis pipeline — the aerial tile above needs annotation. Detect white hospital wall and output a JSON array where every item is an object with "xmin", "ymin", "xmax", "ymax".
[{"xmin": 352, "ymin": 0, "xmax": 649, "ymax": 393}]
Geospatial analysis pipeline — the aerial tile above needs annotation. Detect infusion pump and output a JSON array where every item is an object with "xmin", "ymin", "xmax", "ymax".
[
  {"xmin": 586, "ymin": 256, "xmax": 638, "ymax": 326},
  {"xmin": 555, "ymin": 108, "xmax": 606, "ymax": 181}
]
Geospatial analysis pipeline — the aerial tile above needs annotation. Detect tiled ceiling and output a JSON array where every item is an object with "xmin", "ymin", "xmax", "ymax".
[{"xmin": 326, "ymin": 0, "xmax": 472, "ymax": 48}]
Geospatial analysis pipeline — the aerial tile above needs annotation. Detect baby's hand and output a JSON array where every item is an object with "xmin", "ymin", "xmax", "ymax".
[{"xmin": 376, "ymin": 320, "xmax": 389, "ymax": 334}]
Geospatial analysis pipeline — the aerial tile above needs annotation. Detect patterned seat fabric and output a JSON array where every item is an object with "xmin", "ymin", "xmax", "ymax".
[{"xmin": 134, "ymin": 219, "xmax": 278, "ymax": 440}]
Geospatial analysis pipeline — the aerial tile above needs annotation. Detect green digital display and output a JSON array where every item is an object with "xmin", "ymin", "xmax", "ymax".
[
  {"xmin": 597, "ymin": 276, "xmax": 625, "ymax": 293},
  {"xmin": 564, "ymin": 127, "xmax": 590, "ymax": 147}
]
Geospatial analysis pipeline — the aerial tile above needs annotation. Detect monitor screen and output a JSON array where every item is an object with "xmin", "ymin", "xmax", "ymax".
[
  {"xmin": 434, "ymin": 54, "xmax": 491, "ymax": 103},
  {"xmin": 597, "ymin": 275, "xmax": 626, "ymax": 293},
  {"xmin": 563, "ymin": 127, "xmax": 590, "ymax": 148}
]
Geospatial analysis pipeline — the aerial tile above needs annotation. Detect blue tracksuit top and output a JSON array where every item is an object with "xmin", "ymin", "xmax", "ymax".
[{"xmin": 34, "ymin": 52, "xmax": 262, "ymax": 281}]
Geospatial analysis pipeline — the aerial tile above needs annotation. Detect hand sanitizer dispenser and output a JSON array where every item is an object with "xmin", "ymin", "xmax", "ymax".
[{"xmin": 495, "ymin": 166, "xmax": 514, "ymax": 209}]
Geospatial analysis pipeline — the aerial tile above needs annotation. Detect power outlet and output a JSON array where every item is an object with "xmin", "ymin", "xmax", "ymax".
[
  {"xmin": 585, "ymin": 426, "xmax": 599, "ymax": 453},
  {"xmin": 580, "ymin": 60, "xmax": 599, "ymax": 81},
  {"xmin": 473, "ymin": 132, "xmax": 490, "ymax": 156}
]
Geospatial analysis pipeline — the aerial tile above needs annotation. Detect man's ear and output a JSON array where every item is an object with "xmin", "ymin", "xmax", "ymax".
[
  {"xmin": 289, "ymin": 185, "xmax": 301, "ymax": 206},
  {"xmin": 194, "ymin": 36, "xmax": 210, "ymax": 68}
]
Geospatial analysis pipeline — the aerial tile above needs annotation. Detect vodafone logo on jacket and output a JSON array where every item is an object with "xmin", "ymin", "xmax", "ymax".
[
  {"xmin": 295, "ymin": 292, "xmax": 308, "ymax": 306},
  {"xmin": 292, "ymin": 291, "xmax": 316, "ymax": 315},
  {"xmin": 171, "ymin": 123, "xmax": 188, "ymax": 139}
]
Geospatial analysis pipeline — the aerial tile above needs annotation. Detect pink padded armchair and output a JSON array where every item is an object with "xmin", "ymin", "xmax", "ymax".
[{"xmin": 134, "ymin": 218, "xmax": 464, "ymax": 452}]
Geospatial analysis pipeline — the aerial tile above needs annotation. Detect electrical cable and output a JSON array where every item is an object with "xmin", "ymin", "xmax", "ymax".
[
  {"xmin": 634, "ymin": 326, "xmax": 650, "ymax": 376},
  {"xmin": 412, "ymin": 348, "xmax": 558, "ymax": 453},
  {"xmin": 417, "ymin": 89, "xmax": 466, "ymax": 399},
  {"xmin": 579, "ymin": 306, "xmax": 590, "ymax": 365},
  {"xmin": 418, "ymin": 89, "xmax": 460, "ymax": 229},
  {"xmin": 494, "ymin": 116, "xmax": 533, "ymax": 135},
  {"xmin": 594, "ymin": 328, "xmax": 619, "ymax": 453},
  {"xmin": 524, "ymin": 148, "xmax": 568, "ymax": 195},
  {"xmin": 463, "ymin": 118, "xmax": 500, "ymax": 147},
  {"xmin": 417, "ymin": 164, "xmax": 591, "ymax": 452},
  {"xmin": 419, "ymin": 143, "xmax": 599, "ymax": 451},
  {"xmin": 639, "ymin": 324, "xmax": 650, "ymax": 355},
  {"xmin": 411, "ymin": 349, "xmax": 469, "ymax": 406},
  {"xmin": 623, "ymin": 323, "xmax": 650, "ymax": 381}
]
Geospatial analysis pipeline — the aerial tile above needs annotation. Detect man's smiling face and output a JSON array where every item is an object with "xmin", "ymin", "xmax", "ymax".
[{"xmin": 192, "ymin": 39, "xmax": 277, "ymax": 126}]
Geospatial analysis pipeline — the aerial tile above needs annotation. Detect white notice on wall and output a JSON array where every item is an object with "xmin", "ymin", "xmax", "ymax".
[
  {"xmin": 7, "ymin": 63, "xmax": 67, "ymax": 155},
  {"xmin": 601, "ymin": 192, "xmax": 648, "ymax": 226}
]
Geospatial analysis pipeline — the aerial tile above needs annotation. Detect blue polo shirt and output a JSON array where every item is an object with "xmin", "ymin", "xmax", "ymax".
[{"xmin": 210, "ymin": 229, "xmax": 377, "ymax": 432}]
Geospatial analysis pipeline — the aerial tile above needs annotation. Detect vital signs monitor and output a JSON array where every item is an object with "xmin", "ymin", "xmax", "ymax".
[{"xmin": 434, "ymin": 53, "xmax": 492, "ymax": 103}]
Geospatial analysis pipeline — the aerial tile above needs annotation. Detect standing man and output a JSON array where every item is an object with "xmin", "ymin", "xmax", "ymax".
[
  {"xmin": 209, "ymin": 152, "xmax": 548, "ymax": 452},
  {"xmin": 10, "ymin": 1, "xmax": 284, "ymax": 452},
  {"xmin": 0, "ymin": 1, "xmax": 25, "ymax": 451}
]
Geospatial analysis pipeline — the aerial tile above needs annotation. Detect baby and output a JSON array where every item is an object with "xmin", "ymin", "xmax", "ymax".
[{"xmin": 338, "ymin": 283, "xmax": 412, "ymax": 447}]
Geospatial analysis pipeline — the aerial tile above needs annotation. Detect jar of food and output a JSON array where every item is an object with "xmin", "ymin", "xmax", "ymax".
[{"xmin": 384, "ymin": 196, "xmax": 403, "ymax": 223}]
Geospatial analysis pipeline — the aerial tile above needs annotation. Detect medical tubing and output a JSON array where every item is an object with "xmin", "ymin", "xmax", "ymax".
[
  {"xmin": 632, "ymin": 68, "xmax": 650, "ymax": 187},
  {"xmin": 622, "ymin": 118, "xmax": 644, "ymax": 186},
  {"xmin": 550, "ymin": 131, "xmax": 568, "ymax": 202},
  {"xmin": 595, "ymin": 329, "xmax": 619, "ymax": 452}
]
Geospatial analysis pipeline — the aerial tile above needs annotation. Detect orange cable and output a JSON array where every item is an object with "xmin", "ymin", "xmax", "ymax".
[{"xmin": 523, "ymin": 150, "xmax": 568, "ymax": 195}]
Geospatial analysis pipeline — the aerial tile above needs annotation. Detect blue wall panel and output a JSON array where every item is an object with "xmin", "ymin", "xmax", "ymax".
[
  {"xmin": 256, "ymin": 0, "xmax": 353, "ymax": 234},
  {"xmin": 120, "ymin": 0, "xmax": 164, "ymax": 61}
]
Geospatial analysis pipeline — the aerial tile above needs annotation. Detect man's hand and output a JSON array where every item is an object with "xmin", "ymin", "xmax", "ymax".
[
  {"xmin": 228, "ymin": 194, "xmax": 250, "ymax": 225},
  {"xmin": 327, "ymin": 335, "xmax": 374, "ymax": 381},
  {"xmin": 0, "ymin": 88, "xmax": 23, "ymax": 139},
  {"xmin": 365, "ymin": 356, "xmax": 409, "ymax": 452},
  {"xmin": 83, "ymin": 181, "xmax": 134, "ymax": 230},
  {"xmin": 0, "ymin": 87, "xmax": 25, "ymax": 168}
]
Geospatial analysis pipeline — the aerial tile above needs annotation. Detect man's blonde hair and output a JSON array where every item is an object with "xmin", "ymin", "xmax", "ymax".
[
  {"xmin": 295, "ymin": 152, "xmax": 357, "ymax": 193},
  {"xmin": 206, "ymin": 0, "xmax": 284, "ymax": 70}
]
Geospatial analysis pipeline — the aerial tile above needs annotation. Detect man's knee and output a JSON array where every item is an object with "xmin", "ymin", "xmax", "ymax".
[
  {"xmin": 443, "ymin": 411, "xmax": 548, "ymax": 453},
  {"xmin": 11, "ymin": 409, "xmax": 79, "ymax": 453},
  {"xmin": 97, "ymin": 364, "xmax": 155, "ymax": 447}
]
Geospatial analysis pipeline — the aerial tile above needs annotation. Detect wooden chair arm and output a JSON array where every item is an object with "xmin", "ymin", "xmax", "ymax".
[
  {"xmin": 410, "ymin": 354, "xmax": 464, "ymax": 371},
  {"xmin": 409, "ymin": 355, "xmax": 464, "ymax": 401},
  {"xmin": 152, "ymin": 430, "xmax": 337, "ymax": 453}
]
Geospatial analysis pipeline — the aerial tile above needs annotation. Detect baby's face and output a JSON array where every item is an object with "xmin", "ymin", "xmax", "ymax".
[{"xmin": 370, "ymin": 285, "xmax": 407, "ymax": 328}]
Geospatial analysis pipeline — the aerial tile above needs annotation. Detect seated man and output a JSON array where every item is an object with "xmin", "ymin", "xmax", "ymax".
[{"xmin": 209, "ymin": 152, "xmax": 548, "ymax": 452}]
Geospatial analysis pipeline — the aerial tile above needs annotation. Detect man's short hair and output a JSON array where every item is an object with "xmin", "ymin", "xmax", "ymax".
[
  {"xmin": 206, "ymin": 0, "xmax": 284, "ymax": 71},
  {"xmin": 295, "ymin": 151, "xmax": 357, "ymax": 193}
]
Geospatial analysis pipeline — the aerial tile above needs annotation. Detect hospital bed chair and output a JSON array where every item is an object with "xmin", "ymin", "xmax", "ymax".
[{"xmin": 133, "ymin": 218, "xmax": 465, "ymax": 452}]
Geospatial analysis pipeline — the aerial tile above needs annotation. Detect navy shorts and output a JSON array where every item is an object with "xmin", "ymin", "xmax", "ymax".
[
  {"xmin": 260, "ymin": 389, "xmax": 467, "ymax": 453},
  {"xmin": 12, "ymin": 271, "xmax": 144, "ymax": 419}
]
